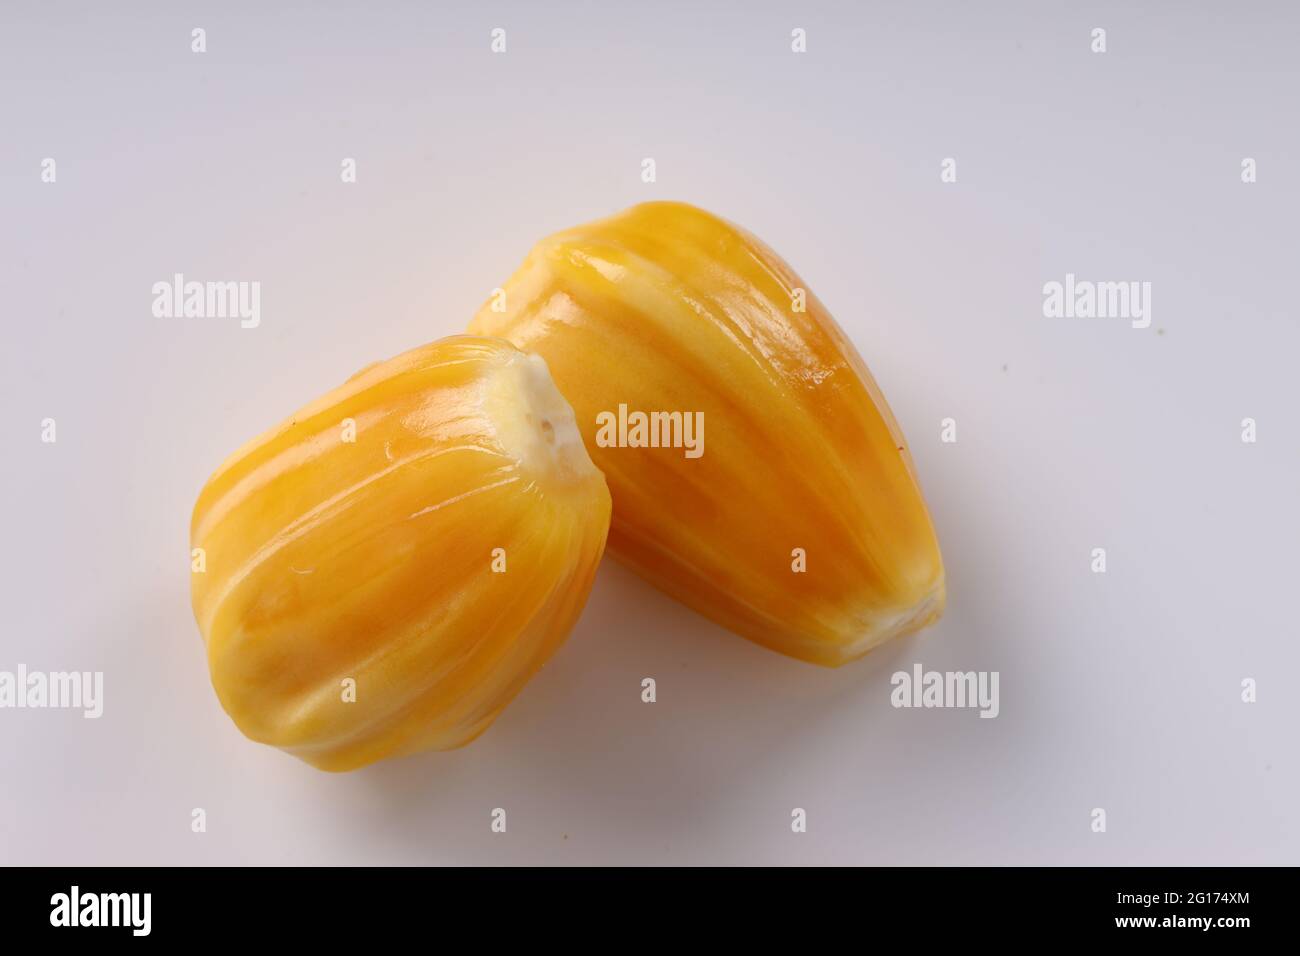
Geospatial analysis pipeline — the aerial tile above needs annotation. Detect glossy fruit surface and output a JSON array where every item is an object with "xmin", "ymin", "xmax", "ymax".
[
  {"xmin": 191, "ymin": 336, "xmax": 610, "ymax": 770},
  {"xmin": 470, "ymin": 202, "xmax": 944, "ymax": 666}
]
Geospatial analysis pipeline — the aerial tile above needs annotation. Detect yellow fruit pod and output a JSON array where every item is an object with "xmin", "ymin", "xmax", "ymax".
[
  {"xmin": 470, "ymin": 202, "xmax": 944, "ymax": 666},
  {"xmin": 190, "ymin": 336, "xmax": 610, "ymax": 771}
]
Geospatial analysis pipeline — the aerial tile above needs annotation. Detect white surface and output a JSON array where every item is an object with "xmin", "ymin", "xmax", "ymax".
[{"xmin": 1, "ymin": 1, "xmax": 1296, "ymax": 865}]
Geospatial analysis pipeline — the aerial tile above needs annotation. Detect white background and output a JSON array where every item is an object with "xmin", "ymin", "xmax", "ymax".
[{"xmin": 1, "ymin": 1, "xmax": 1296, "ymax": 864}]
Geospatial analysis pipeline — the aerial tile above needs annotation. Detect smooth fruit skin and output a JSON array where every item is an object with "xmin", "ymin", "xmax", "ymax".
[
  {"xmin": 190, "ymin": 336, "xmax": 610, "ymax": 771},
  {"xmin": 470, "ymin": 202, "xmax": 944, "ymax": 666}
]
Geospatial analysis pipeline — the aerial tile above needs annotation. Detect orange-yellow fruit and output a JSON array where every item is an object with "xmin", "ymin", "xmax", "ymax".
[
  {"xmin": 470, "ymin": 202, "xmax": 944, "ymax": 666},
  {"xmin": 190, "ymin": 336, "xmax": 610, "ymax": 771}
]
